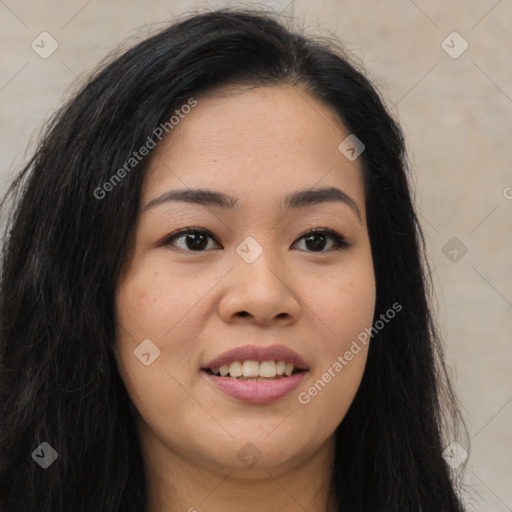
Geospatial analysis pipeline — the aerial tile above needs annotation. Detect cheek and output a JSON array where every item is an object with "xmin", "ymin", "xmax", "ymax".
[
  {"xmin": 114, "ymin": 255, "xmax": 225, "ymax": 394},
  {"xmin": 116, "ymin": 265, "xmax": 186, "ymax": 335},
  {"xmin": 115, "ymin": 258, "xmax": 206, "ymax": 353},
  {"xmin": 114, "ymin": 262, "xmax": 180, "ymax": 377},
  {"xmin": 296, "ymin": 259, "xmax": 375, "ymax": 418},
  {"xmin": 114, "ymin": 266, "xmax": 203, "ymax": 435},
  {"xmin": 310, "ymin": 260, "xmax": 376, "ymax": 355}
]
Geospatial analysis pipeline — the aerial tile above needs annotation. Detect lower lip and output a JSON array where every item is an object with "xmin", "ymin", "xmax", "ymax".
[{"xmin": 202, "ymin": 370, "xmax": 308, "ymax": 404}]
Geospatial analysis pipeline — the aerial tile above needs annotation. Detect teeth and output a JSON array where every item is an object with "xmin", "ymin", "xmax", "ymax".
[
  {"xmin": 209, "ymin": 360, "xmax": 301, "ymax": 379},
  {"xmin": 242, "ymin": 360, "xmax": 260, "ymax": 377},
  {"xmin": 259, "ymin": 360, "xmax": 276, "ymax": 377},
  {"xmin": 228, "ymin": 361, "xmax": 243, "ymax": 378}
]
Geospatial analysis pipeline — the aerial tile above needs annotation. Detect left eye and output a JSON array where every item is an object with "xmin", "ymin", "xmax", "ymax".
[
  {"xmin": 161, "ymin": 227, "xmax": 350, "ymax": 253},
  {"xmin": 294, "ymin": 228, "xmax": 350, "ymax": 252}
]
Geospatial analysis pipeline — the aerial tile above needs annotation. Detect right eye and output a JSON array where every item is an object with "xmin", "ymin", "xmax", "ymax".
[{"xmin": 160, "ymin": 227, "xmax": 221, "ymax": 252}]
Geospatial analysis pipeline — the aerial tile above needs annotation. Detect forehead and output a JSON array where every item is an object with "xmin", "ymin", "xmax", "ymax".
[{"xmin": 143, "ymin": 84, "xmax": 365, "ymax": 215}]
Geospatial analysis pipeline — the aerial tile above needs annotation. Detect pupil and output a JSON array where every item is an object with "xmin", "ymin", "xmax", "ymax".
[
  {"xmin": 305, "ymin": 234, "xmax": 326, "ymax": 251},
  {"xmin": 187, "ymin": 232, "xmax": 207, "ymax": 250}
]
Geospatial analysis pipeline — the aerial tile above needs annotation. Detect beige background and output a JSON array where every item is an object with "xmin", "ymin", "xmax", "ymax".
[{"xmin": 1, "ymin": 0, "xmax": 511, "ymax": 509}]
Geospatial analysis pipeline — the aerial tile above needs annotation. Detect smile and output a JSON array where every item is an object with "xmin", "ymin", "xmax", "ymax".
[{"xmin": 204, "ymin": 359, "xmax": 304, "ymax": 379}]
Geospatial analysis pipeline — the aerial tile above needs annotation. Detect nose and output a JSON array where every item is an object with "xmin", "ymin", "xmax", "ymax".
[{"xmin": 217, "ymin": 245, "xmax": 301, "ymax": 326}]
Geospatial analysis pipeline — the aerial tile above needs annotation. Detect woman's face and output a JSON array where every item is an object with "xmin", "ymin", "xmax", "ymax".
[{"xmin": 115, "ymin": 84, "xmax": 376, "ymax": 475}]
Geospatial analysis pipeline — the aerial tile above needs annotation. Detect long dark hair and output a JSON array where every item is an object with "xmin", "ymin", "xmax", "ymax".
[{"xmin": 0, "ymin": 7, "xmax": 468, "ymax": 511}]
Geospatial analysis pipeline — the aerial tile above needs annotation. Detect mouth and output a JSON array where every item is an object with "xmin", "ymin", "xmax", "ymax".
[
  {"xmin": 202, "ymin": 360, "xmax": 308, "ymax": 381},
  {"xmin": 201, "ymin": 344, "xmax": 310, "ymax": 403},
  {"xmin": 202, "ymin": 364, "xmax": 309, "ymax": 404}
]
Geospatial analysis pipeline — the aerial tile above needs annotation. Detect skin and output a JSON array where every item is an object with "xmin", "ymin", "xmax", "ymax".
[{"xmin": 114, "ymin": 84, "xmax": 376, "ymax": 512}]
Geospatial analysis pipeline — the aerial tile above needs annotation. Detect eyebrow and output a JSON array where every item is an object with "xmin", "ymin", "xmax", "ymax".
[{"xmin": 143, "ymin": 186, "xmax": 363, "ymax": 224}]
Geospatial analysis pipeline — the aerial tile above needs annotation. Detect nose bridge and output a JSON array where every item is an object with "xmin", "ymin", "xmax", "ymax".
[{"xmin": 234, "ymin": 234, "xmax": 285, "ymax": 292}]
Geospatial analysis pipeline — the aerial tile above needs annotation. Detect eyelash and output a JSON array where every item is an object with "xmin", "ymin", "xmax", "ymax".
[{"xmin": 160, "ymin": 227, "xmax": 351, "ymax": 253}]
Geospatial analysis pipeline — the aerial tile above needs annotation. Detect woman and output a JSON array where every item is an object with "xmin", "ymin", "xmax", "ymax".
[{"xmin": 0, "ymin": 7, "xmax": 468, "ymax": 511}]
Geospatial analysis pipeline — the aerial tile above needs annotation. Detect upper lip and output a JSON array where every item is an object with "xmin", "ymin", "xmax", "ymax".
[{"xmin": 202, "ymin": 344, "xmax": 309, "ymax": 370}]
